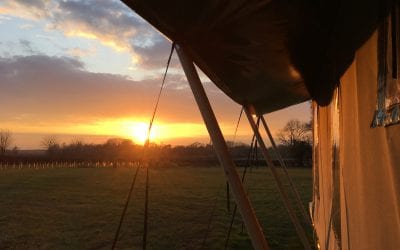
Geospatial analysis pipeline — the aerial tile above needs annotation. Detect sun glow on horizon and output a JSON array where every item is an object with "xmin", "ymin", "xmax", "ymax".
[
  {"xmin": 119, "ymin": 120, "xmax": 210, "ymax": 144},
  {"xmin": 124, "ymin": 121, "xmax": 158, "ymax": 145},
  {"xmin": 4, "ymin": 115, "xmax": 269, "ymax": 148},
  {"xmin": 95, "ymin": 119, "xmax": 210, "ymax": 145}
]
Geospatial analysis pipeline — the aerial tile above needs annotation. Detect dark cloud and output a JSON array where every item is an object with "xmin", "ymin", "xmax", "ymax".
[
  {"xmin": 15, "ymin": 0, "xmax": 46, "ymax": 9},
  {"xmin": 0, "ymin": 55, "xmax": 237, "ymax": 126},
  {"xmin": 59, "ymin": 0, "xmax": 145, "ymax": 27},
  {"xmin": 53, "ymin": 0, "xmax": 146, "ymax": 40},
  {"xmin": 135, "ymin": 38, "xmax": 181, "ymax": 70},
  {"xmin": 19, "ymin": 39, "xmax": 36, "ymax": 54}
]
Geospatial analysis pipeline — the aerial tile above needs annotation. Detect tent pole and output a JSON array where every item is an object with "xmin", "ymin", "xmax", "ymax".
[
  {"xmin": 176, "ymin": 44, "xmax": 269, "ymax": 250},
  {"xmin": 259, "ymin": 115, "xmax": 313, "ymax": 226},
  {"xmin": 243, "ymin": 105, "xmax": 311, "ymax": 250}
]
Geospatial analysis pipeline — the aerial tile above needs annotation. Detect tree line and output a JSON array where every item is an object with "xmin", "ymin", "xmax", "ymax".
[{"xmin": 0, "ymin": 119, "xmax": 312, "ymax": 167}]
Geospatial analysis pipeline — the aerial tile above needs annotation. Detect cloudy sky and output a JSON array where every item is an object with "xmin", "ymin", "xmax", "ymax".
[{"xmin": 0, "ymin": 0, "xmax": 310, "ymax": 149}]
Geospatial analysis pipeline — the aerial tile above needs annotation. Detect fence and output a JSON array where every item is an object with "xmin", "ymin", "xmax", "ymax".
[{"xmin": 0, "ymin": 161, "xmax": 141, "ymax": 170}]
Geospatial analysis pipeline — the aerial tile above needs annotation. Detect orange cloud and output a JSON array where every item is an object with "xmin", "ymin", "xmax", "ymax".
[
  {"xmin": 50, "ymin": 20, "xmax": 136, "ymax": 53},
  {"xmin": 0, "ymin": 0, "xmax": 49, "ymax": 20}
]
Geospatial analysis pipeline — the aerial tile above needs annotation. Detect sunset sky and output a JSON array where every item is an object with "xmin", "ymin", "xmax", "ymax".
[{"xmin": 0, "ymin": 0, "xmax": 310, "ymax": 149}]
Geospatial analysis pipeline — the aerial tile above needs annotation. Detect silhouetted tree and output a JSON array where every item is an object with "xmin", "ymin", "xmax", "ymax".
[
  {"xmin": 277, "ymin": 120, "xmax": 312, "ymax": 167},
  {"xmin": 277, "ymin": 119, "xmax": 311, "ymax": 147},
  {"xmin": 41, "ymin": 135, "xmax": 60, "ymax": 156},
  {"xmin": 0, "ymin": 129, "xmax": 13, "ymax": 156}
]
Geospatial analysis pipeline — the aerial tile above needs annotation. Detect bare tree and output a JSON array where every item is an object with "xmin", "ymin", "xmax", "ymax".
[
  {"xmin": 0, "ymin": 129, "xmax": 13, "ymax": 155},
  {"xmin": 41, "ymin": 135, "xmax": 58, "ymax": 148},
  {"xmin": 277, "ymin": 119, "xmax": 311, "ymax": 147},
  {"xmin": 277, "ymin": 120, "xmax": 312, "ymax": 167},
  {"xmin": 41, "ymin": 135, "xmax": 60, "ymax": 155}
]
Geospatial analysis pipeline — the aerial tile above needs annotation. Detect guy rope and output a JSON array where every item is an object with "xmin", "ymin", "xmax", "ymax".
[{"xmin": 111, "ymin": 42, "xmax": 175, "ymax": 250}]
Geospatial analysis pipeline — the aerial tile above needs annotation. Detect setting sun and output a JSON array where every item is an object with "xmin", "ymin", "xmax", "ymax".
[{"xmin": 127, "ymin": 122, "xmax": 157, "ymax": 144}]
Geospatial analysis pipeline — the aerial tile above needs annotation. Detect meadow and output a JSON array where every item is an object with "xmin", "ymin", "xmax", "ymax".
[{"xmin": 0, "ymin": 165, "xmax": 313, "ymax": 249}]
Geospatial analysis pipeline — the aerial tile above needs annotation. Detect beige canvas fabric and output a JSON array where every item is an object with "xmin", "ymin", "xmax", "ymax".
[{"xmin": 312, "ymin": 30, "xmax": 400, "ymax": 250}]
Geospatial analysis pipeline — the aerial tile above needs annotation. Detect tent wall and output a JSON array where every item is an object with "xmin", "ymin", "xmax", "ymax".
[{"xmin": 312, "ymin": 30, "xmax": 400, "ymax": 250}]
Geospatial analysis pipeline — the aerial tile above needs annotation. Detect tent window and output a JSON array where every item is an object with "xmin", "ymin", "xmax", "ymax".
[{"xmin": 371, "ymin": 2, "xmax": 400, "ymax": 127}]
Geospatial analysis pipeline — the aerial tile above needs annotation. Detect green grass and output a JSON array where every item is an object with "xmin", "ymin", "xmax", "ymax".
[{"xmin": 0, "ymin": 166, "xmax": 313, "ymax": 249}]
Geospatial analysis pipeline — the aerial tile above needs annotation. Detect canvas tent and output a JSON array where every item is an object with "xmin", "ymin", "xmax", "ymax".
[
  {"xmin": 312, "ymin": 11, "xmax": 400, "ymax": 249},
  {"xmin": 122, "ymin": 0, "xmax": 399, "ymax": 249}
]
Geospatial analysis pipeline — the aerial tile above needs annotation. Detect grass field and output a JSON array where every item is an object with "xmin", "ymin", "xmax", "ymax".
[{"xmin": 0, "ymin": 166, "xmax": 313, "ymax": 249}]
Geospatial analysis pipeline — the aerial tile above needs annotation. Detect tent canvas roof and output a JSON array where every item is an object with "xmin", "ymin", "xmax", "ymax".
[{"xmin": 122, "ymin": 0, "xmax": 386, "ymax": 114}]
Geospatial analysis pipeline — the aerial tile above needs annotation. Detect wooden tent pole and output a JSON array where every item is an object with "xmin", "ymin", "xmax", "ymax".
[
  {"xmin": 176, "ymin": 44, "xmax": 269, "ymax": 250},
  {"xmin": 243, "ymin": 105, "xmax": 311, "ymax": 250},
  {"xmin": 260, "ymin": 115, "xmax": 313, "ymax": 226}
]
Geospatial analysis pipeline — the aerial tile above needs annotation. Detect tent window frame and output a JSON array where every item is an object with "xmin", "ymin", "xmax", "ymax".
[{"xmin": 371, "ymin": 2, "xmax": 400, "ymax": 127}]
